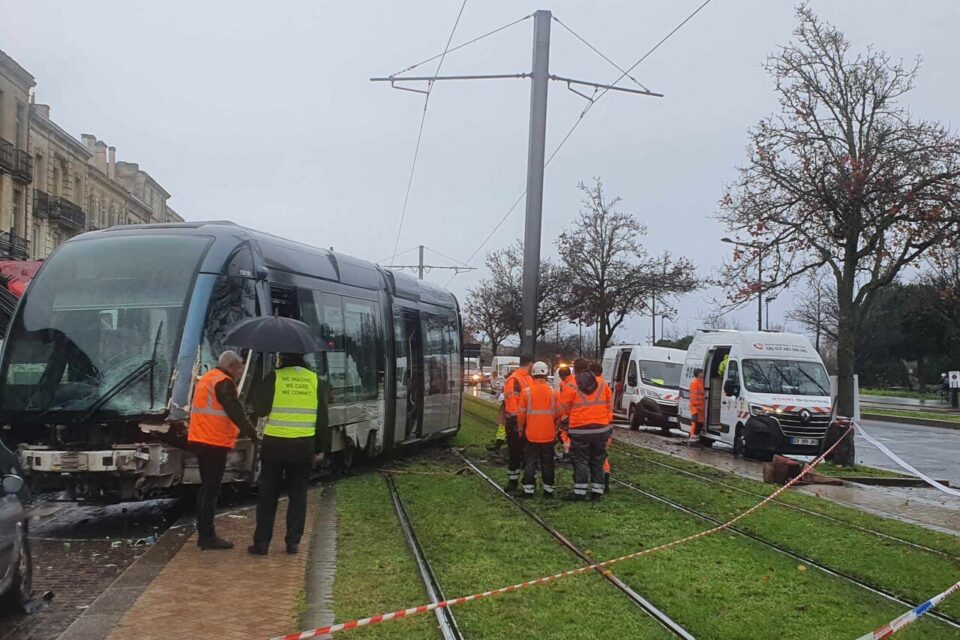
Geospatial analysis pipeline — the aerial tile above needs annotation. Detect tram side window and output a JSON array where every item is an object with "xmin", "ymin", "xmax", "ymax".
[
  {"xmin": 343, "ymin": 298, "xmax": 380, "ymax": 401},
  {"xmin": 445, "ymin": 318, "xmax": 460, "ymax": 392},
  {"xmin": 320, "ymin": 294, "xmax": 347, "ymax": 402},
  {"xmin": 200, "ymin": 247, "xmax": 259, "ymax": 373},
  {"xmin": 422, "ymin": 314, "xmax": 448, "ymax": 396},
  {"xmin": 297, "ymin": 289, "xmax": 329, "ymax": 381}
]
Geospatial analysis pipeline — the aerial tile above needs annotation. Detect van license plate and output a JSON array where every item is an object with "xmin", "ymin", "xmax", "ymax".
[{"xmin": 790, "ymin": 437, "xmax": 819, "ymax": 446}]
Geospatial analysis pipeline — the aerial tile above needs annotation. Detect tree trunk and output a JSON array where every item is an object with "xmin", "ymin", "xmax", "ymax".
[
  {"xmin": 491, "ymin": 341, "xmax": 499, "ymax": 358},
  {"xmin": 830, "ymin": 280, "xmax": 857, "ymax": 465}
]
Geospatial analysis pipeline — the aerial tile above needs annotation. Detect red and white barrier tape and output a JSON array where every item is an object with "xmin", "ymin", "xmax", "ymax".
[
  {"xmin": 855, "ymin": 580, "xmax": 960, "ymax": 639},
  {"xmin": 271, "ymin": 426, "xmax": 853, "ymax": 640}
]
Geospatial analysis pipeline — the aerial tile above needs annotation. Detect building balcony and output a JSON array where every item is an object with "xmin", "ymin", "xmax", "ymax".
[
  {"xmin": 0, "ymin": 231, "xmax": 30, "ymax": 261},
  {"xmin": 33, "ymin": 190, "xmax": 86, "ymax": 232},
  {"xmin": 11, "ymin": 149, "xmax": 32, "ymax": 183}
]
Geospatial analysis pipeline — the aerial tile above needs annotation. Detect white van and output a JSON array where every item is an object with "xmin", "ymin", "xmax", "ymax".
[
  {"xmin": 490, "ymin": 356, "xmax": 520, "ymax": 393},
  {"xmin": 602, "ymin": 345, "xmax": 685, "ymax": 434},
  {"xmin": 678, "ymin": 330, "xmax": 833, "ymax": 459}
]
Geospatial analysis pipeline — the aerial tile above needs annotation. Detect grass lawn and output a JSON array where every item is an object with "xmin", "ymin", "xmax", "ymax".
[
  {"xmin": 455, "ymin": 401, "xmax": 959, "ymax": 638},
  {"xmin": 814, "ymin": 461, "xmax": 908, "ymax": 479},
  {"xmin": 862, "ymin": 388, "xmax": 942, "ymax": 401},
  {"xmin": 865, "ymin": 408, "xmax": 960, "ymax": 425}
]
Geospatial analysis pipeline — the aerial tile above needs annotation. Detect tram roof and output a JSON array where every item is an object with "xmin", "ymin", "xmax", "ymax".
[{"xmin": 84, "ymin": 221, "xmax": 458, "ymax": 309}]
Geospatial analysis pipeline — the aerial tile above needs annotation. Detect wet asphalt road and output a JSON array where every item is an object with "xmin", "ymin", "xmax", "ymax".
[{"xmin": 855, "ymin": 419, "xmax": 960, "ymax": 486}]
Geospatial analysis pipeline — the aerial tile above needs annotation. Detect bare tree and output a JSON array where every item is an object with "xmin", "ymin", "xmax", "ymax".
[
  {"xmin": 484, "ymin": 241, "xmax": 565, "ymax": 341},
  {"xmin": 464, "ymin": 281, "xmax": 511, "ymax": 357},
  {"xmin": 786, "ymin": 269, "xmax": 837, "ymax": 353},
  {"xmin": 558, "ymin": 178, "xmax": 698, "ymax": 349},
  {"xmin": 718, "ymin": 6, "xmax": 960, "ymax": 427}
]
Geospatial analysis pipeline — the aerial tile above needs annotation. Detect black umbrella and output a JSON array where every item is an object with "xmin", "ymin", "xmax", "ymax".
[{"xmin": 223, "ymin": 316, "xmax": 325, "ymax": 354}]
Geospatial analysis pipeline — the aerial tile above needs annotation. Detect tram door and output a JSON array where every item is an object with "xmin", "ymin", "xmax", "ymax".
[{"xmin": 393, "ymin": 305, "xmax": 423, "ymax": 443}]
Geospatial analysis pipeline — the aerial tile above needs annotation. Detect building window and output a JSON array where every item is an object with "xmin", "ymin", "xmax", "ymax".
[
  {"xmin": 12, "ymin": 188, "xmax": 22, "ymax": 235},
  {"xmin": 15, "ymin": 103, "xmax": 24, "ymax": 149},
  {"xmin": 31, "ymin": 225, "xmax": 40, "ymax": 259},
  {"xmin": 73, "ymin": 177, "xmax": 81, "ymax": 203}
]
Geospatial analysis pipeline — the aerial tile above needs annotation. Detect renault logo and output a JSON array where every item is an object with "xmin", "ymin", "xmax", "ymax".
[{"xmin": 800, "ymin": 409, "xmax": 811, "ymax": 423}]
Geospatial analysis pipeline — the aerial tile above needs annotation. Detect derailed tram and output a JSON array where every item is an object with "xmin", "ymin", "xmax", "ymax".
[{"xmin": 0, "ymin": 222, "xmax": 463, "ymax": 501}]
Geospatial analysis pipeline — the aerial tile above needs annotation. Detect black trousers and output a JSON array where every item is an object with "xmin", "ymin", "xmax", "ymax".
[
  {"xmin": 569, "ymin": 428, "xmax": 610, "ymax": 496},
  {"xmin": 194, "ymin": 443, "xmax": 229, "ymax": 542},
  {"xmin": 254, "ymin": 460, "xmax": 312, "ymax": 547},
  {"xmin": 522, "ymin": 441, "xmax": 556, "ymax": 494},
  {"xmin": 505, "ymin": 416, "xmax": 524, "ymax": 482}
]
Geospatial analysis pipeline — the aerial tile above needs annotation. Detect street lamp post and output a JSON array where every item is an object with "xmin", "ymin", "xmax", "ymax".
[
  {"xmin": 722, "ymin": 237, "xmax": 764, "ymax": 331},
  {"xmin": 765, "ymin": 295, "xmax": 777, "ymax": 330}
]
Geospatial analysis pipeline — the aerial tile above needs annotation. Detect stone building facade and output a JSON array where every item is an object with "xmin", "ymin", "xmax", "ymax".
[
  {"xmin": 0, "ymin": 47, "xmax": 183, "ymax": 260},
  {"xmin": 0, "ymin": 49, "xmax": 35, "ymax": 258}
]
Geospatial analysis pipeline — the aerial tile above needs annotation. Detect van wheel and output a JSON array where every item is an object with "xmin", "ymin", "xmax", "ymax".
[
  {"xmin": 629, "ymin": 405, "xmax": 642, "ymax": 431},
  {"xmin": 734, "ymin": 426, "xmax": 746, "ymax": 458}
]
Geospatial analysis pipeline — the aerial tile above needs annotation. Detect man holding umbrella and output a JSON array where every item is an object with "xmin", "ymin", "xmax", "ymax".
[
  {"xmin": 249, "ymin": 353, "xmax": 329, "ymax": 555},
  {"xmin": 224, "ymin": 315, "xmax": 329, "ymax": 556}
]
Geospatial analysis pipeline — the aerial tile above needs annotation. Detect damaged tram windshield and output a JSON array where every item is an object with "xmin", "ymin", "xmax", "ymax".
[{"xmin": 0, "ymin": 234, "xmax": 211, "ymax": 418}]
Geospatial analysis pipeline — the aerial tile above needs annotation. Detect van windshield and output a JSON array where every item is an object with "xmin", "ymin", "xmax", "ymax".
[
  {"xmin": 638, "ymin": 360, "xmax": 682, "ymax": 388},
  {"xmin": 742, "ymin": 359, "xmax": 830, "ymax": 396}
]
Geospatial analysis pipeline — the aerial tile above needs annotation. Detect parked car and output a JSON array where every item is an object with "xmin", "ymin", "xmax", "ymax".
[{"xmin": 0, "ymin": 473, "xmax": 31, "ymax": 610}]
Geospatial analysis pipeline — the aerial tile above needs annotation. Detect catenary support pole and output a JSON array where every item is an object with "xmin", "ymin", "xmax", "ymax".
[
  {"xmin": 520, "ymin": 9, "xmax": 551, "ymax": 358},
  {"xmin": 418, "ymin": 245, "xmax": 425, "ymax": 280}
]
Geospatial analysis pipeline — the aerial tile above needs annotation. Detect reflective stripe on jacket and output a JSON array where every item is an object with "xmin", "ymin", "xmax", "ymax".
[
  {"xmin": 689, "ymin": 377, "xmax": 705, "ymax": 414},
  {"xmin": 518, "ymin": 381, "xmax": 558, "ymax": 443},
  {"xmin": 188, "ymin": 368, "xmax": 239, "ymax": 448},
  {"xmin": 264, "ymin": 366, "xmax": 319, "ymax": 439},
  {"xmin": 503, "ymin": 368, "xmax": 532, "ymax": 416},
  {"xmin": 560, "ymin": 377, "xmax": 613, "ymax": 429}
]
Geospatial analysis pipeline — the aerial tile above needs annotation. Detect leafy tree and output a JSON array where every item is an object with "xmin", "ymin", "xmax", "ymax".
[
  {"xmin": 718, "ymin": 6, "xmax": 960, "ymax": 432},
  {"xmin": 558, "ymin": 178, "xmax": 698, "ymax": 349}
]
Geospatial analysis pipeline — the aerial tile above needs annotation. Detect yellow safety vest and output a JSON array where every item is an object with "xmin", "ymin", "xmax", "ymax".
[{"xmin": 265, "ymin": 366, "xmax": 318, "ymax": 439}]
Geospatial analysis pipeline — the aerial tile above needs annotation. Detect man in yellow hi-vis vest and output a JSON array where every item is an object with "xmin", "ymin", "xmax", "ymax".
[{"xmin": 249, "ymin": 353, "xmax": 329, "ymax": 555}]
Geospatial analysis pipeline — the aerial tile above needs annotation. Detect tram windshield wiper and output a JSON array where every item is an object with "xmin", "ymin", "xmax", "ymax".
[{"xmin": 68, "ymin": 359, "xmax": 155, "ymax": 427}]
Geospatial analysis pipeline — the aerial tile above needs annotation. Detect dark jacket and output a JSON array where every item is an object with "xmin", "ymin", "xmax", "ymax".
[
  {"xmin": 575, "ymin": 371, "xmax": 598, "ymax": 395},
  {"xmin": 252, "ymin": 368, "xmax": 330, "ymax": 464}
]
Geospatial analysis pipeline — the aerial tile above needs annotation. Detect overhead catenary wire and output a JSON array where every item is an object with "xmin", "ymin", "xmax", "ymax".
[
  {"xmin": 389, "ymin": 0, "xmax": 469, "ymax": 266},
  {"xmin": 552, "ymin": 16, "xmax": 651, "ymax": 93},
  {"xmin": 445, "ymin": 0, "xmax": 715, "ymax": 286},
  {"xmin": 389, "ymin": 14, "xmax": 533, "ymax": 78}
]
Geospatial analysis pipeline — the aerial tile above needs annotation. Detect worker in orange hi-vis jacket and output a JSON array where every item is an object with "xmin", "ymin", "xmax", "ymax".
[
  {"xmin": 590, "ymin": 362, "xmax": 614, "ymax": 494},
  {"xmin": 555, "ymin": 365, "xmax": 575, "ymax": 460},
  {"xmin": 688, "ymin": 368, "xmax": 705, "ymax": 445},
  {"xmin": 517, "ymin": 362, "xmax": 560, "ymax": 498},
  {"xmin": 559, "ymin": 360, "xmax": 613, "ymax": 502},
  {"xmin": 502, "ymin": 354, "xmax": 534, "ymax": 494}
]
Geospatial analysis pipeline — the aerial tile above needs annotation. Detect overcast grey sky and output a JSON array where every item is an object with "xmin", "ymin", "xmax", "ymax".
[{"xmin": 3, "ymin": 0, "xmax": 958, "ymax": 344}]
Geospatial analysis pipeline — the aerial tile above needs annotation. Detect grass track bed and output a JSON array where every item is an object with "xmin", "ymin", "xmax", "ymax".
[{"xmin": 458, "ymin": 397, "xmax": 960, "ymax": 637}]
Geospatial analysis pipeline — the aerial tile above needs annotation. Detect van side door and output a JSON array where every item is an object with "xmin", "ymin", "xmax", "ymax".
[{"xmin": 720, "ymin": 359, "xmax": 741, "ymax": 441}]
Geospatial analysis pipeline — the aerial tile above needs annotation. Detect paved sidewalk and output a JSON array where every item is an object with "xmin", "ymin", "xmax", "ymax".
[{"xmin": 106, "ymin": 490, "xmax": 321, "ymax": 640}]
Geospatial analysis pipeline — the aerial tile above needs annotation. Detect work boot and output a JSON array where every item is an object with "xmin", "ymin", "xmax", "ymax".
[
  {"xmin": 590, "ymin": 492, "xmax": 604, "ymax": 502},
  {"xmin": 563, "ymin": 493, "xmax": 587, "ymax": 502},
  {"xmin": 247, "ymin": 544, "xmax": 269, "ymax": 556},
  {"xmin": 604, "ymin": 473, "xmax": 610, "ymax": 494},
  {"xmin": 286, "ymin": 542, "xmax": 299, "ymax": 555},
  {"xmin": 503, "ymin": 479, "xmax": 519, "ymax": 495},
  {"xmin": 198, "ymin": 536, "xmax": 234, "ymax": 550},
  {"xmin": 542, "ymin": 491, "xmax": 555, "ymax": 499}
]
